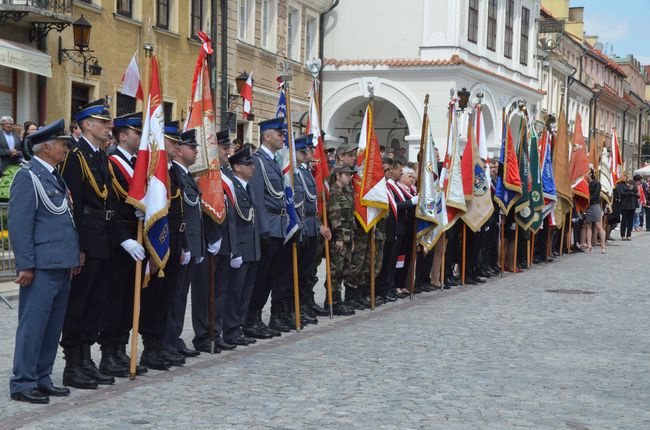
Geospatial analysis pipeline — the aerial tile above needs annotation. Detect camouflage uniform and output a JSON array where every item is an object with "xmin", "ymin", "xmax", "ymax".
[
  {"xmin": 327, "ymin": 181, "xmax": 354, "ymax": 293},
  {"xmin": 346, "ymin": 218, "xmax": 385, "ymax": 292}
]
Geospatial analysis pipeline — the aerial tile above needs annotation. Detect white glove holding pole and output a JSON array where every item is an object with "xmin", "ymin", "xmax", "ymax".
[
  {"xmin": 207, "ymin": 239, "xmax": 222, "ymax": 255},
  {"xmin": 121, "ymin": 239, "xmax": 145, "ymax": 261},
  {"xmin": 134, "ymin": 209, "xmax": 145, "ymax": 220},
  {"xmin": 230, "ymin": 256, "xmax": 243, "ymax": 269},
  {"xmin": 196, "ymin": 256, "xmax": 204, "ymax": 264},
  {"xmin": 410, "ymin": 195, "xmax": 419, "ymax": 205},
  {"xmin": 180, "ymin": 250, "xmax": 191, "ymax": 265}
]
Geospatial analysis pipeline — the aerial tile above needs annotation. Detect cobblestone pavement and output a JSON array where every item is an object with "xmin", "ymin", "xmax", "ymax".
[{"xmin": 1, "ymin": 233, "xmax": 649, "ymax": 429}]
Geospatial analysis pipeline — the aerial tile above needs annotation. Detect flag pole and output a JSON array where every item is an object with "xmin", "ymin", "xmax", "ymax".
[
  {"xmin": 513, "ymin": 225, "xmax": 519, "ymax": 273},
  {"xmin": 282, "ymin": 72, "xmax": 301, "ymax": 332},
  {"xmin": 567, "ymin": 211, "xmax": 573, "ymax": 253},
  {"xmin": 546, "ymin": 225, "xmax": 552, "ymax": 262},
  {"xmin": 409, "ymin": 94, "xmax": 430, "ymax": 298},
  {"xmin": 530, "ymin": 232, "xmax": 536, "ymax": 266},
  {"xmin": 129, "ymin": 41, "xmax": 153, "ymax": 381},
  {"xmin": 461, "ymin": 223, "xmax": 466, "ymax": 285},
  {"xmin": 440, "ymin": 234, "xmax": 446, "ymax": 285},
  {"xmin": 312, "ymin": 78, "xmax": 334, "ymax": 318},
  {"xmin": 370, "ymin": 226, "xmax": 376, "ymax": 310},
  {"xmin": 208, "ymin": 254, "xmax": 216, "ymax": 353},
  {"xmin": 499, "ymin": 106, "xmax": 506, "ymax": 277}
]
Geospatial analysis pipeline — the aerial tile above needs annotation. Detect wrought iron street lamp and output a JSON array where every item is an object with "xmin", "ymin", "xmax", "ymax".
[{"xmin": 58, "ymin": 15, "xmax": 103, "ymax": 77}]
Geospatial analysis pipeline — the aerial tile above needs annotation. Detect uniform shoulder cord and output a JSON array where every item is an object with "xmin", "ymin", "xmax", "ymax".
[
  {"xmin": 67, "ymin": 147, "xmax": 108, "ymax": 201},
  {"xmin": 107, "ymin": 161, "xmax": 128, "ymax": 199}
]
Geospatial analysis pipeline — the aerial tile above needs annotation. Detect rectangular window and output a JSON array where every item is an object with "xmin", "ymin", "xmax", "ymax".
[
  {"xmin": 305, "ymin": 17, "xmax": 317, "ymax": 60},
  {"xmin": 71, "ymin": 83, "xmax": 90, "ymax": 119},
  {"xmin": 116, "ymin": 92, "xmax": 136, "ymax": 117},
  {"xmin": 157, "ymin": 0, "xmax": 170, "ymax": 30},
  {"xmin": 504, "ymin": 0, "xmax": 514, "ymax": 58},
  {"xmin": 0, "ymin": 66, "xmax": 16, "ymax": 120},
  {"xmin": 468, "ymin": 0, "xmax": 478, "ymax": 43},
  {"xmin": 487, "ymin": 0, "xmax": 497, "ymax": 51},
  {"xmin": 190, "ymin": 0, "xmax": 203, "ymax": 39},
  {"xmin": 116, "ymin": 0, "xmax": 132, "ymax": 18},
  {"xmin": 238, "ymin": 0, "xmax": 249, "ymax": 40},
  {"xmin": 261, "ymin": 0, "xmax": 276, "ymax": 50},
  {"xmin": 287, "ymin": 6, "xmax": 300, "ymax": 60},
  {"xmin": 163, "ymin": 101, "xmax": 174, "ymax": 123},
  {"xmin": 520, "ymin": 6, "xmax": 530, "ymax": 65}
]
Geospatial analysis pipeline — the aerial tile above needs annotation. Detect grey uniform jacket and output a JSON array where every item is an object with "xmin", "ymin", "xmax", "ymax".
[
  {"xmin": 8, "ymin": 159, "xmax": 80, "ymax": 271},
  {"xmin": 172, "ymin": 162, "xmax": 205, "ymax": 258},
  {"xmin": 250, "ymin": 148, "xmax": 286, "ymax": 239},
  {"xmin": 297, "ymin": 165, "xmax": 320, "ymax": 237},
  {"xmin": 229, "ymin": 172, "xmax": 261, "ymax": 262}
]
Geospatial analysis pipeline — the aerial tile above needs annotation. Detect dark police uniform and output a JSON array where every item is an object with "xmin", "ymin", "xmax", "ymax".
[
  {"xmin": 60, "ymin": 99, "xmax": 121, "ymax": 388},
  {"xmin": 9, "ymin": 120, "xmax": 79, "ymax": 403}
]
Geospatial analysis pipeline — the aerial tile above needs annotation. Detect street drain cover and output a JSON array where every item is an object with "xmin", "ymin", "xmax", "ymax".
[{"xmin": 546, "ymin": 289, "xmax": 595, "ymax": 295}]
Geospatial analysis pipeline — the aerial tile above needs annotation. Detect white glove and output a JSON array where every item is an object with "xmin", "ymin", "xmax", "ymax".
[
  {"xmin": 196, "ymin": 256, "xmax": 204, "ymax": 264},
  {"xmin": 207, "ymin": 239, "xmax": 222, "ymax": 255},
  {"xmin": 180, "ymin": 250, "xmax": 191, "ymax": 265},
  {"xmin": 230, "ymin": 256, "xmax": 243, "ymax": 269},
  {"xmin": 121, "ymin": 239, "xmax": 145, "ymax": 261},
  {"xmin": 134, "ymin": 209, "xmax": 145, "ymax": 220},
  {"xmin": 410, "ymin": 195, "xmax": 419, "ymax": 205}
]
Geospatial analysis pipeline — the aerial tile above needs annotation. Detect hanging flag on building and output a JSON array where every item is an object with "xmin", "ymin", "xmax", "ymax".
[
  {"xmin": 276, "ymin": 84, "xmax": 300, "ymax": 242},
  {"xmin": 439, "ymin": 99, "xmax": 466, "ymax": 228},
  {"xmin": 241, "ymin": 72, "xmax": 254, "ymax": 120},
  {"xmin": 461, "ymin": 104, "xmax": 493, "ymax": 232},
  {"xmin": 187, "ymin": 33, "xmax": 225, "ymax": 223},
  {"xmin": 494, "ymin": 111, "xmax": 522, "ymax": 214},
  {"xmin": 306, "ymin": 81, "xmax": 330, "ymax": 214},
  {"xmin": 126, "ymin": 55, "xmax": 170, "ymax": 274},
  {"xmin": 354, "ymin": 102, "xmax": 388, "ymax": 231},
  {"xmin": 416, "ymin": 107, "xmax": 445, "ymax": 251},
  {"xmin": 120, "ymin": 51, "xmax": 144, "ymax": 101}
]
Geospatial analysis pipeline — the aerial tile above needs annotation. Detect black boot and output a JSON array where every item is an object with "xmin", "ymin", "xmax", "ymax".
[
  {"xmin": 332, "ymin": 291, "xmax": 355, "ymax": 316},
  {"xmin": 99, "ymin": 344, "xmax": 129, "ymax": 378},
  {"xmin": 140, "ymin": 338, "xmax": 171, "ymax": 371},
  {"xmin": 269, "ymin": 303, "xmax": 292, "ymax": 333},
  {"xmin": 80, "ymin": 344, "xmax": 115, "ymax": 385},
  {"xmin": 243, "ymin": 310, "xmax": 276, "ymax": 339},
  {"xmin": 116, "ymin": 343, "xmax": 148, "ymax": 375},
  {"xmin": 62, "ymin": 346, "xmax": 98, "ymax": 389},
  {"xmin": 308, "ymin": 294, "xmax": 329, "ymax": 317}
]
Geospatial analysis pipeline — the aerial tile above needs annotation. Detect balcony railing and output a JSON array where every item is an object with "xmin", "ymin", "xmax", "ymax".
[{"xmin": 0, "ymin": 0, "xmax": 72, "ymax": 14}]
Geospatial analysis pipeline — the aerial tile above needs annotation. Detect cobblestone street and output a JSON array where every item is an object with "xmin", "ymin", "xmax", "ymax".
[{"xmin": 0, "ymin": 233, "xmax": 649, "ymax": 429}]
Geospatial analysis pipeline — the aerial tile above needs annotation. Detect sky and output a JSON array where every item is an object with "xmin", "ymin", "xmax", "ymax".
[{"xmin": 571, "ymin": 0, "xmax": 650, "ymax": 65}]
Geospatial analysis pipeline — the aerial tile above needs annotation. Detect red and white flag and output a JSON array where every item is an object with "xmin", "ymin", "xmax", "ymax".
[
  {"xmin": 241, "ymin": 72, "xmax": 253, "ymax": 119},
  {"xmin": 120, "ymin": 51, "xmax": 143, "ymax": 101},
  {"xmin": 306, "ymin": 81, "xmax": 330, "ymax": 215},
  {"xmin": 354, "ymin": 102, "xmax": 388, "ymax": 232},
  {"xmin": 610, "ymin": 128, "xmax": 622, "ymax": 184},
  {"xmin": 439, "ymin": 99, "xmax": 466, "ymax": 229}
]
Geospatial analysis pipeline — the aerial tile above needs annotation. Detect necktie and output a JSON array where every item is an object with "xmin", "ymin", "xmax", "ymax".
[
  {"xmin": 130, "ymin": 156, "xmax": 137, "ymax": 168},
  {"xmin": 53, "ymin": 169, "xmax": 66, "ymax": 190}
]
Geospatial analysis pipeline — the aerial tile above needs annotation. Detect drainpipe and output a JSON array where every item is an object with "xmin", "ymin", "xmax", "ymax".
[
  {"xmin": 565, "ymin": 64, "xmax": 577, "ymax": 123},
  {"xmin": 210, "ymin": 0, "xmax": 218, "ymax": 109},
  {"xmin": 637, "ymin": 107, "xmax": 645, "ymax": 169},
  {"xmin": 621, "ymin": 105, "xmax": 631, "ymax": 164},
  {"xmin": 589, "ymin": 90, "xmax": 600, "ymax": 150},
  {"xmin": 219, "ymin": 0, "xmax": 228, "ymax": 127},
  {"xmin": 36, "ymin": 28, "xmax": 47, "ymax": 125},
  {"xmin": 318, "ymin": 0, "xmax": 339, "ymax": 113}
]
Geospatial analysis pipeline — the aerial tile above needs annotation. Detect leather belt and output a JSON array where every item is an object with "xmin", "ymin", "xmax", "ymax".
[
  {"xmin": 268, "ymin": 208, "xmax": 286, "ymax": 216},
  {"xmin": 83, "ymin": 207, "xmax": 114, "ymax": 221}
]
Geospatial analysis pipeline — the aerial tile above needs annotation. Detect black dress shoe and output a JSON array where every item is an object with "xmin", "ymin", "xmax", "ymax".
[
  {"xmin": 178, "ymin": 346, "xmax": 200, "ymax": 357},
  {"xmin": 445, "ymin": 277, "xmax": 459, "ymax": 287},
  {"xmin": 195, "ymin": 342, "xmax": 222, "ymax": 354},
  {"xmin": 159, "ymin": 350, "xmax": 185, "ymax": 366},
  {"xmin": 11, "ymin": 389, "xmax": 49, "ymax": 404},
  {"xmin": 37, "ymin": 384, "xmax": 70, "ymax": 397},
  {"xmin": 80, "ymin": 361, "xmax": 115, "ymax": 385},
  {"xmin": 227, "ymin": 335, "xmax": 251, "ymax": 346},
  {"xmin": 269, "ymin": 316, "xmax": 292, "ymax": 333},
  {"xmin": 472, "ymin": 276, "xmax": 486, "ymax": 284},
  {"xmin": 464, "ymin": 277, "xmax": 477, "ymax": 285},
  {"xmin": 332, "ymin": 302, "xmax": 355, "ymax": 316},
  {"xmin": 243, "ymin": 324, "xmax": 274, "ymax": 339},
  {"xmin": 115, "ymin": 348, "xmax": 148, "ymax": 375},
  {"xmin": 140, "ymin": 349, "xmax": 171, "ymax": 371},
  {"xmin": 216, "ymin": 338, "xmax": 237, "ymax": 350}
]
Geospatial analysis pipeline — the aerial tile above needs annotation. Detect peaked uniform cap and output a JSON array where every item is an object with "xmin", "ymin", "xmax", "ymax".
[
  {"xmin": 113, "ymin": 112, "xmax": 143, "ymax": 131},
  {"xmin": 180, "ymin": 129, "xmax": 198, "ymax": 146},
  {"xmin": 164, "ymin": 121, "xmax": 182, "ymax": 142},
  {"xmin": 295, "ymin": 134, "xmax": 314, "ymax": 151},
  {"xmin": 73, "ymin": 98, "xmax": 112, "ymax": 122},
  {"xmin": 259, "ymin": 117, "xmax": 286, "ymax": 133},
  {"xmin": 25, "ymin": 119, "xmax": 73, "ymax": 149},
  {"xmin": 229, "ymin": 147, "xmax": 254, "ymax": 166},
  {"xmin": 216, "ymin": 129, "xmax": 231, "ymax": 146}
]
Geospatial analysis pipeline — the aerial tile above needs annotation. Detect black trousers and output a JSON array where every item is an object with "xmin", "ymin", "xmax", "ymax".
[
  {"xmin": 445, "ymin": 223, "xmax": 461, "ymax": 277},
  {"xmin": 465, "ymin": 228, "xmax": 482, "ymax": 278},
  {"xmin": 139, "ymin": 257, "xmax": 178, "ymax": 348},
  {"xmin": 298, "ymin": 235, "xmax": 318, "ymax": 298},
  {"xmin": 61, "ymin": 256, "xmax": 112, "ymax": 348},
  {"xmin": 377, "ymin": 238, "xmax": 398, "ymax": 295},
  {"xmin": 191, "ymin": 255, "xmax": 230, "ymax": 348},
  {"xmin": 223, "ymin": 261, "xmax": 258, "ymax": 341},
  {"xmin": 415, "ymin": 250, "xmax": 434, "ymax": 287},
  {"xmin": 645, "ymin": 207, "xmax": 650, "ymax": 231},
  {"xmin": 248, "ymin": 237, "xmax": 291, "ymax": 313},
  {"xmin": 98, "ymin": 246, "xmax": 135, "ymax": 349},
  {"xmin": 164, "ymin": 259, "xmax": 196, "ymax": 352},
  {"xmin": 620, "ymin": 209, "xmax": 635, "ymax": 238}
]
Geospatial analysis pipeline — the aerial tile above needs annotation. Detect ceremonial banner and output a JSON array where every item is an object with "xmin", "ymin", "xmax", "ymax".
[
  {"xmin": 276, "ymin": 86, "xmax": 300, "ymax": 242},
  {"xmin": 529, "ymin": 128, "xmax": 545, "ymax": 232},
  {"xmin": 120, "ymin": 51, "xmax": 143, "ymax": 101},
  {"xmin": 599, "ymin": 147, "xmax": 613, "ymax": 207},
  {"xmin": 461, "ymin": 104, "xmax": 493, "ymax": 232},
  {"xmin": 569, "ymin": 113, "xmax": 590, "ymax": 212},
  {"xmin": 416, "ymin": 113, "xmax": 445, "ymax": 251},
  {"xmin": 439, "ymin": 100, "xmax": 466, "ymax": 228},
  {"xmin": 514, "ymin": 114, "xmax": 534, "ymax": 229},
  {"xmin": 540, "ymin": 129, "xmax": 557, "ymax": 220},
  {"xmin": 610, "ymin": 128, "xmax": 623, "ymax": 184},
  {"xmin": 241, "ymin": 72, "xmax": 253, "ymax": 119},
  {"xmin": 126, "ymin": 56, "xmax": 170, "ymax": 273},
  {"xmin": 494, "ymin": 112, "xmax": 522, "ymax": 214},
  {"xmin": 306, "ymin": 82, "xmax": 330, "ymax": 214},
  {"xmin": 354, "ymin": 103, "xmax": 388, "ymax": 231},
  {"xmin": 552, "ymin": 107, "xmax": 573, "ymax": 227}
]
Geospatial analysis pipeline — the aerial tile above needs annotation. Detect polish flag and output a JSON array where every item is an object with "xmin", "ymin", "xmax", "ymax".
[
  {"xmin": 120, "ymin": 51, "xmax": 143, "ymax": 101},
  {"xmin": 241, "ymin": 72, "xmax": 253, "ymax": 119}
]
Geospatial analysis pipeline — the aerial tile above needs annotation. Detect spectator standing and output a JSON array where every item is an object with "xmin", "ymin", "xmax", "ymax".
[
  {"xmin": 617, "ymin": 176, "xmax": 639, "ymax": 241},
  {"xmin": 0, "ymin": 116, "xmax": 23, "ymax": 173}
]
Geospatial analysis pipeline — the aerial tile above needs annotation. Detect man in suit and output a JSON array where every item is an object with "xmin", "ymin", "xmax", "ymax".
[
  {"xmin": 222, "ymin": 147, "xmax": 261, "ymax": 345},
  {"xmin": 191, "ymin": 129, "xmax": 238, "ymax": 353},
  {"xmin": 60, "ymin": 99, "xmax": 144, "ymax": 389},
  {"xmin": 164, "ymin": 128, "xmax": 204, "ymax": 361},
  {"xmin": 138, "ymin": 122, "xmax": 184, "ymax": 370},
  {"xmin": 9, "ymin": 120, "xmax": 80, "ymax": 403},
  {"xmin": 0, "ymin": 115, "xmax": 23, "ymax": 173},
  {"xmin": 98, "ymin": 112, "xmax": 147, "ymax": 377},
  {"xmin": 244, "ymin": 117, "xmax": 291, "ymax": 338}
]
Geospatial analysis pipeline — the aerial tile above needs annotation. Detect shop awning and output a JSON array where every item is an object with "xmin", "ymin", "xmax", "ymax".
[{"xmin": 0, "ymin": 38, "xmax": 52, "ymax": 78}]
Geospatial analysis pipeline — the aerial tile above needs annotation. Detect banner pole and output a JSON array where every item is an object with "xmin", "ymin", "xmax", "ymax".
[{"xmin": 370, "ymin": 227, "xmax": 376, "ymax": 310}]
